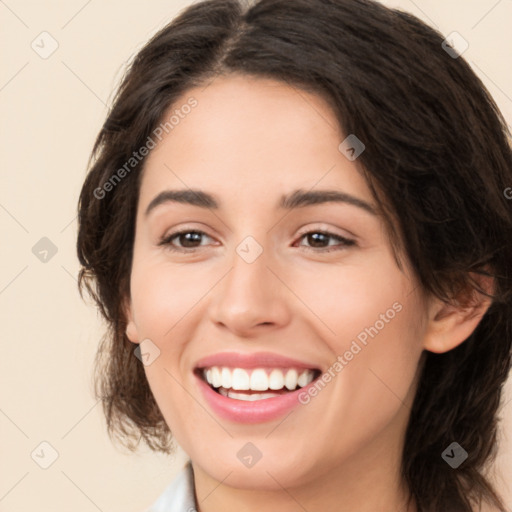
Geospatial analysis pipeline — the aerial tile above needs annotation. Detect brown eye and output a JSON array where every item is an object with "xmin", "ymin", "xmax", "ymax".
[
  {"xmin": 159, "ymin": 229, "xmax": 356, "ymax": 254},
  {"xmin": 296, "ymin": 231, "xmax": 356, "ymax": 252},
  {"xmin": 159, "ymin": 230, "xmax": 213, "ymax": 252}
]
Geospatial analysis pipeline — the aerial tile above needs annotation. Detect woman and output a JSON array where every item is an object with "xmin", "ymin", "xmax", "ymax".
[{"xmin": 76, "ymin": 0, "xmax": 512, "ymax": 510}]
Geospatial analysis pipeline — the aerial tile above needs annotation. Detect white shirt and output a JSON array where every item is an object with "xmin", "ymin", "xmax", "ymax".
[{"xmin": 145, "ymin": 461, "xmax": 197, "ymax": 512}]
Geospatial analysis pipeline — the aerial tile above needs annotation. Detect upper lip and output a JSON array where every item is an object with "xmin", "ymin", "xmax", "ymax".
[{"xmin": 194, "ymin": 351, "xmax": 322, "ymax": 371}]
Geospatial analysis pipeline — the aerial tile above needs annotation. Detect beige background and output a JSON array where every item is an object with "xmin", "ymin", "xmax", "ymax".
[{"xmin": 1, "ymin": 1, "xmax": 511, "ymax": 510}]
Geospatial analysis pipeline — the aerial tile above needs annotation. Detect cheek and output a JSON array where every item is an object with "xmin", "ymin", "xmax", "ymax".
[
  {"xmin": 297, "ymin": 257, "xmax": 413, "ymax": 343},
  {"xmin": 327, "ymin": 291, "xmax": 424, "ymax": 431},
  {"xmin": 312, "ymin": 262, "xmax": 425, "ymax": 430},
  {"xmin": 129, "ymin": 258, "xmax": 208, "ymax": 339},
  {"xmin": 332, "ymin": 269, "xmax": 424, "ymax": 389},
  {"xmin": 130, "ymin": 259, "xmax": 202, "ymax": 433},
  {"xmin": 346, "ymin": 300, "xmax": 423, "ymax": 391}
]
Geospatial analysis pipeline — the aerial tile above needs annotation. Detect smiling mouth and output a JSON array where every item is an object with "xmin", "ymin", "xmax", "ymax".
[{"xmin": 195, "ymin": 366, "xmax": 322, "ymax": 401}]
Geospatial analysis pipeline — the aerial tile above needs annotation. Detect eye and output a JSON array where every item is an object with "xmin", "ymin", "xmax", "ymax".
[
  {"xmin": 294, "ymin": 230, "xmax": 356, "ymax": 253},
  {"xmin": 159, "ymin": 228, "xmax": 356, "ymax": 253},
  {"xmin": 159, "ymin": 230, "xmax": 215, "ymax": 252}
]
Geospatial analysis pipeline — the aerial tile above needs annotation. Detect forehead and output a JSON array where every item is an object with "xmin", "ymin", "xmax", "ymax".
[{"xmin": 139, "ymin": 74, "xmax": 371, "ymax": 209}]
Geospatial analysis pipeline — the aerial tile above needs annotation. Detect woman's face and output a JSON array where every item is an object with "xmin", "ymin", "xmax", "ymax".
[{"xmin": 125, "ymin": 74, "xmax": 429, "ymax": 491}]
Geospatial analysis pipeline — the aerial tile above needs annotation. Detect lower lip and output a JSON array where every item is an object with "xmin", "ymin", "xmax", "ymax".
[{"xmin": 195, "ymin": 373, "xmax": 317, "ymax": 423}]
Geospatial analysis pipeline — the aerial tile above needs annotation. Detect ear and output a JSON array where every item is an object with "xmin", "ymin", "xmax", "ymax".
[
  {"xmin": 422, "ymin": 271, "xmax": 495, "ymax": 354},
  {"xmin": 123, "ymin": 296, "xmax": 140, "ymax": 344}
]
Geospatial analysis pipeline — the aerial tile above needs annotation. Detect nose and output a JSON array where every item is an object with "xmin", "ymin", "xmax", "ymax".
[{"xmin": 208, "ymin": 243, "xmax": 292, "ymax": 337}]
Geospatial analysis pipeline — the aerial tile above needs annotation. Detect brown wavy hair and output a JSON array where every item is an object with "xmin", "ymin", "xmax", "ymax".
[{"xmin": 76, "ymin": 0, "xmax": 512, "ymax": 510}]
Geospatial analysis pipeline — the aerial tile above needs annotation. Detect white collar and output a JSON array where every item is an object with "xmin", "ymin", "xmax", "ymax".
[{"xmin": 146, "ymin": 461, "xmax": 197, "ymax": 512}]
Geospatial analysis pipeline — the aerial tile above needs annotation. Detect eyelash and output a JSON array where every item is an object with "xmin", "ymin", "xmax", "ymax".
[{"xmin": 158, "ymin": 229, "xmax": 356, "ymax": 253}]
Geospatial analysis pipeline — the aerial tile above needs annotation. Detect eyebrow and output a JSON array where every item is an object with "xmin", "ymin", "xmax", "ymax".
[{"xmin": 145, "ymin": 188, "xmax": 378, "ymax": 216}]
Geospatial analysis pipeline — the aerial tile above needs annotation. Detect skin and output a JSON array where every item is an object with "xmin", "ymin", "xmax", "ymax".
[{"xmin": 124, "ymin": 74, "xmax": 493, "ymax": 512}]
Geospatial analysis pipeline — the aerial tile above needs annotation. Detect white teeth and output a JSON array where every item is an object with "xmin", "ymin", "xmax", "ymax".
[
  {"xmin": 218, "ymin": 388, "xmax": 283, "ymax": 400},
  {"xmin": 211, "ymin": 367, "xmax": 222, "ymax": 388},
  {"xmin": 269, "ymin": 369, "xmax": 284, "ymax": 390},
  {"xmin": 231, "ymin": 368, "xmax": 250, "ymax": 390},
  {"xmin": 298, "ymin": 370, "xmax": 311, "ymax": 387},
  {"xmin": 284, "ymin": 369, "xmax": 299, "ymax": 390},
  {"xmin": 221, "ymin": 367, "xmax": 232, "ymax": 388},
  {"xmin": 250, "ymin": 369, "xmax": 268, "ymax": 391},
  {"xmin": 202, "ymin": 366, "xmax": 316, "ymax": 393}
]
